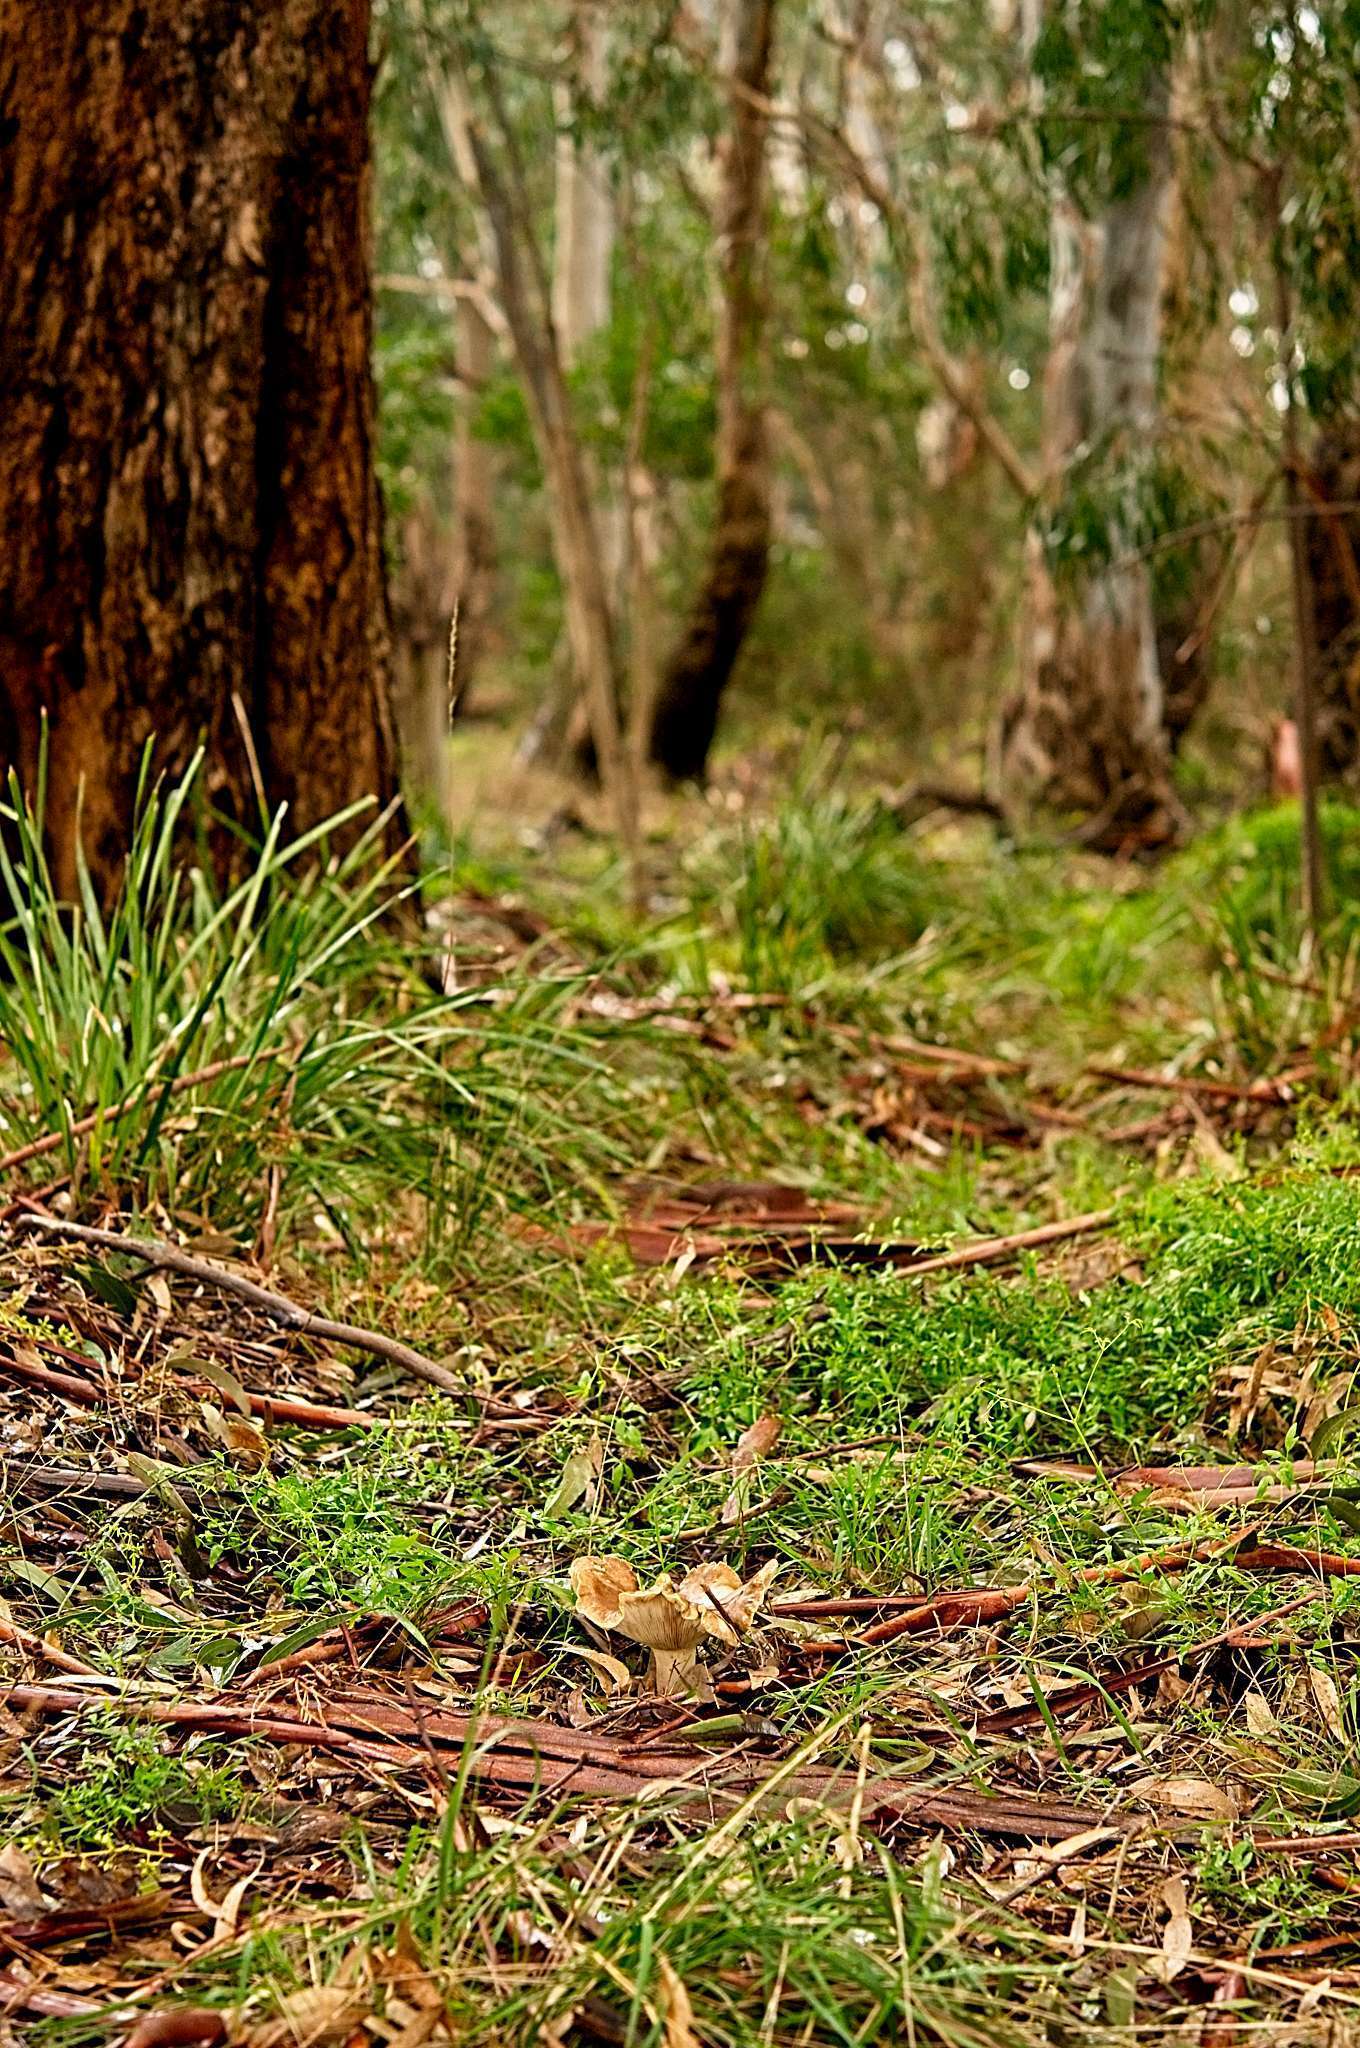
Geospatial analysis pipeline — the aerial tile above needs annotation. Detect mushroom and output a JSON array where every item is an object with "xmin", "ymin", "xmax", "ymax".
[{"xmin": 569, "ymin": 1554, "xmax": 781, "ymax": 1695}]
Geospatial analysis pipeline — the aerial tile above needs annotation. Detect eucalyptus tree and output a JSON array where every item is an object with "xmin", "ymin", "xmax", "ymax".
[{"xmin": 0, "ymin": 0, "xmax": 401, "ymax": 897}]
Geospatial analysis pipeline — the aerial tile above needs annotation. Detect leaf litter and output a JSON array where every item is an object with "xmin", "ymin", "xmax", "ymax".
[{"xmin": 7, "ymin": 1003, "xmax": 1360, "ymax": 2039}]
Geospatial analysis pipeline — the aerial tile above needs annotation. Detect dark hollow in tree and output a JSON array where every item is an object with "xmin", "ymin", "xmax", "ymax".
[
  {"xmin": 0, "ymin": 0, "xmax": 401, "ymax": 899},
  {"xmin": 648, "ymin": 0, "xmax": 775, "ymax": 785}
]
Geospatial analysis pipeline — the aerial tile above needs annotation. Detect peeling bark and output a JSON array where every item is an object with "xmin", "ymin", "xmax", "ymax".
[{"xmin": 0, "ymin": 0, "xmax": 400, "ymax": 898}]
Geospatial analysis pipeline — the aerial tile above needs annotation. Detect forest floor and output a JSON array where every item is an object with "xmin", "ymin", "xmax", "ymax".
[{"xmin": 7, "ymin": 752, "xmax": 1360, "ymax": 2045}]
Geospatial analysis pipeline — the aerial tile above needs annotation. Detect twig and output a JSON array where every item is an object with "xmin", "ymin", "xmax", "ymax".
[
  {"xmin": 0, "ymin": 1614, "xmax": 118, "ymax": 1684},
  {"xmin": 890, "ymin": 1208, "xmax": 1116, "ymax": 1282},
  {"xmin": 0, "ymin": 1055, "xmax": 256, "ymax": 1176},
  {"xmin": 12, "ymin": 1213, "xmax": 464, "ymax": 1395},
  {"xmin": 1088, "ymin": 1063, "xmax": 1303, "ymax": 1103}
]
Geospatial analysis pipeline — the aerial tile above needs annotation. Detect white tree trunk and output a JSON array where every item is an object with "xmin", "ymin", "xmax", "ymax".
[{"xmin": 552, "ymin": 2, "xmax": 613, "ymax": 367}]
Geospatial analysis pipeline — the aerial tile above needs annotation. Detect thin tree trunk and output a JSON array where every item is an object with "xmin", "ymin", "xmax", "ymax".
[
  {"xmin": 553, "ymin": 4, "xmax": 613, "ymax": 369},
  {"xmin": 1003, "ymin": 72, "xmax": 1181, "ymax": 848},
  {"xmin": 545, "ymin": 2, "xmax": 628, "ymax": 771},
  {"xmin": 0, "ymin": 0, "xmax": 400, "ymax": 899},
  {"xmin": 451, "ymin": 287, "xmax": 499, "ymax": 696},
  {"xmin": 649, "ymin": 0, "xmax": 777, "ymax": 783},
  {"xmin": 439, "ymin": 68, "xmax": 636, "ymax": 857}
]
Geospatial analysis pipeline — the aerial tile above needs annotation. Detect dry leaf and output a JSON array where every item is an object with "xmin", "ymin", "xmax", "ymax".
[
  {"xmin": 1131, "ymin": 1775, "xmax": 1238, "ymax": 1822},
  {"xmin": 1243, "ymin": 1688, "xmax": 1276, "ymax": 1737},
  {"xmin": 721, "ymin": 1414, "xmax": 782, "ymax": 1524},
  {"xmin": 656, "ymin": 1955, "xmax": 700, "ymax": 2048},
  {"xmin": 1310, "ymin": 1665, "xmax": 1346, "ymax": 1740},
  {"xmin": 249, "ymin": 1983, "xmax": 364, "ymax": 2048},
  {"xmin": 0, "ymin": 1843, "xmax": 47, "ymax": 1915},
  {"xmin": 1158, "ymin": 1875, "xmax": 1192, "ymax": 1982},
  {"xmin": 545, "ymin": 1435, "xmax": 605, "ymax": 1520},
  {"xmin": 563, "ymin": 1643, "xmax": 633, "ymax": 1695}
]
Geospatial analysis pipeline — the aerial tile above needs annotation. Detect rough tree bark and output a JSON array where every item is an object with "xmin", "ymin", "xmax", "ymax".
[
  {"xmin": 0, "ymin": 0, "xmax": 401, "ymax": 899},
  {"xmin": 1001, "ymin": 70, "xmax": 1184, "ymax": 848},
  {"xmin": 649, "ymin": 0, "xmax": 776, "ymax": 783},
  {"xmin": 1302, "ymin": 423, "xmax": 1360, "ymax": 781}
]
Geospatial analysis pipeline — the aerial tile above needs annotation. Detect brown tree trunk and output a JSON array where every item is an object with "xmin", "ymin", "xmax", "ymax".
[
  {"xmin": 451, "ymin": 288, "xmax": 499, "ymax": 696},
  {"xmin": 648, "ymin": 0, "xmax": 776, "ymax": 783},
  {"xmin": 1302, "ymin": 423, "xmax": 1360, "ymax": 781},
  {"xmin": 0, "ymin": 0, "xmax": 400, "ymax": 900}
]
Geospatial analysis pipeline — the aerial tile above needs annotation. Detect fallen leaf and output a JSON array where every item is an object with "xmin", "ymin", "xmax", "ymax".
[
  {"xmin": 250, "ymin": 1983, "xmax": 364, "ymax": 2048},
  {"xmin": 1310, "ymin": 1665, "xmax": 1346, "ymax": 1740},
  {"xmin": 656, "ymin": 1955, "xmax": 700, "ymax": 2048},
  {"xmin": 562, "ymin": 1643, "xmax": 633, "ymax": 1696},
  {"xmin": 1130, "ymin": 1775, "xmax": 1238, "ymax": 1822},
  {"xmin": 0, "ymin": 1845, "xmax": 47, "ymax": 1915},
  {"xmin": 732, "ymin": 1414, "xmax": 781, "ymax": 1475},
  {"xmin": 722, "ymin": 1413, "xmax": 782, "ymax": 1523},
  {"xmin": 1157, "ymin": 1875, "xmax": 1192, "ymax": 1982},
  {"xmin": 1244, "ymin": 1688, "xmax": 1276, "ymax": 1737},
  {"xmin": 545, "ymin": 1435, "xmax": 604, "ymax": 1520}
]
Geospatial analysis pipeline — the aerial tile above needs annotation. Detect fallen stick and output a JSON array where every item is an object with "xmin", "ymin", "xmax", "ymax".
[
  {"xmin": 12, "ymin": 1213, "xmax": 463, "ymax": 1396},
  {"xmin": 0, "ymin": 1614, "xmax": 118, "ymax": 1683},
  {"xmin": 889, "ymin": 1207, "xmax": 1116, "ymax": 1282},
  {"xmin": 0, "ymin": 1352, "xmax": 105, "ymax": 1406},
  {"xmin": 0, "ymin": 1055, "xmax": 256, "ymax": 1176},
  {"xmin": 0, "ymin": 1338, "xmax": 378, "ymax": 1432},
  {"xmin": 802, "ymin": 1532, "xmax": 1260, "ymax": 1655},
  {"xmin": 0, "ymin": 1969, "xmax": 104, "ymax": 2020},
  {"xmin": 1088, "ymin": 1063, "xmax": 1302, "ymax": 1104}
]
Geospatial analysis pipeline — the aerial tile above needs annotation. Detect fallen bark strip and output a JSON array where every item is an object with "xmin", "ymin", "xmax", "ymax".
[
  {"xmin": 0, "ymin": 1056, "xmax": 256, "ymax": 1176},
  {"xmin": 6, "ymin": 1464, "xmax": 150, "ymax": 1500},
  {"xmin": 12, "ymin": 1214, "xmax": 463, "ymax": 1396},
  {"xmin": 5, "ymin": 1681, "xmax": 1112, "ymax": 1837}
]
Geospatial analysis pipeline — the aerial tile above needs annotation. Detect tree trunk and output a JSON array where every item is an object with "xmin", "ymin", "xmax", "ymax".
[
  {"xmin": 451, "ymin": 287, "xmax": 499, "ymax": 696},
  {"xmin": 546, "ymin": 2, "xmax": 628, "ymax": 771},
  {"xmin": 1302, "ymin": 423, "xmax": 1360, "ymax": 781},
  {"xmin": 1002, "ymin": 75, "xmax": 1182, "ymax": 848},
  {"xmin": 439, "ymin": 67, "xmax": 636, "ymax": 855},
  {"xmin": 648, "ymin": 0, "xmax": 776, "ymax": 784},
  {"xmin": 0, "ymin": 0, "xmax": 400, "ymax": 900},
  {"xmin": 552, "ymin": 3, "xmax": 613, "ymax": 370}
]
